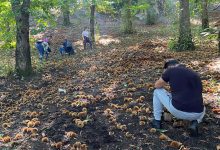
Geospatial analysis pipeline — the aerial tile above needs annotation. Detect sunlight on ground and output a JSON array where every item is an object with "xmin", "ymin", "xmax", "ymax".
[
  {"xmin": 207, "ymin": 58, "xmax": 220, "ymax": 72},
  {"xmin": 98, "ymin": 35, "xmax": 120, "ymax": 46},
  {"xmin": 191, "ymin": 60, "xmax": 200, "ymax": 66},
  {"xmin": 78, "ymin": 70, "xmax": 87, "ymax": 76},
  {"xmin": 74, "ymin": 40, "xmax": 84, "ymax": 51},
  {"xmin": 101, "ymin": 81, "xmax": 118, "ymax": 100},
  {"xmin": 191, "ymin": 18, "xmax": 201, "ymax": 26},
  {"xmin": 89, "ymin": 65, "xmax": 97, "ymax": 72},
  {"xmin": 128, "ymin": 38, "xmax": 167, "ymax": 53},
  {"xmin": 75, "ymin": 40, "xmax": 83, "ymax": 46}
]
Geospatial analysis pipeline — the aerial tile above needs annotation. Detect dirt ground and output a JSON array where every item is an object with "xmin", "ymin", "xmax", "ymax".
[{"xmin": 0, "ymin": 12, "xmax": 220, "ymax": 150}]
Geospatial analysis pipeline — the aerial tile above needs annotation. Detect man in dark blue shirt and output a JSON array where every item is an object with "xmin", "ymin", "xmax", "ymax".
[
  {"xmin": 63, "ymin": 39, "xmax": 75, "ymax": 55},
  {"xmin": 152, "ymin": 59, "xmax": 205, "ymax": 136}
]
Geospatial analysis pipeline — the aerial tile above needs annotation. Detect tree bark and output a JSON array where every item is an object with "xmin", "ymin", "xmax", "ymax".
[
  {"xmin": 146, "ymin": 4, "xmax": 157, "ymax": 25},
  {"xmin": 157, "ymin": 0, "xmax": 165, "ymax": 17},
  {"xmin": 90, "ymin": 4, "xmax": 95, "ymax": 46},
  {"xmin": 11, "ymin": 0, "xmax": 32, "ymax": 76},
  {"xmin": 218, "ymin": 30, "xmax": 220, "ymax": 54},
  {"xmin": 63, "ymin": 0, "xmax": 71, "ymax": 26},
  {"xmin": 177, "ymin": 0, "xmax": 195, "ymax": 51},
  {"xmin": 201, "ymin": 0, "xmax": 209, "ymax": 30},
  {"xmin": 122, "ymin": 0, "xmax": 133, "ymax": 34}
]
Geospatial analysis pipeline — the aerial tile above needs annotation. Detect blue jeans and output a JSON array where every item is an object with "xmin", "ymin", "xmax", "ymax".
[
  {"xmin": 38, "ymin": 50, "xmax": 44, "ymax": 61},
  {"xmin": 153, "ymin": 88, "xmax": 205, "ymax": 123},
  {"xmin": 39, "ymin": 51, "xmax": 48, "ymax": 63}
]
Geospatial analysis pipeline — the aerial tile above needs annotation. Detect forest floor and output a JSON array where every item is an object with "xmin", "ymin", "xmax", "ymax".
[{"xmin": 0, "ymin": 12, "xmax": 220, "ymax": 150}]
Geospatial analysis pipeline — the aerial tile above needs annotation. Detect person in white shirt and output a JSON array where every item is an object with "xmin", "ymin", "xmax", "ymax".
[{"xmin": 82, "ymin": 27, "xmax": 92, "ymax": 50}]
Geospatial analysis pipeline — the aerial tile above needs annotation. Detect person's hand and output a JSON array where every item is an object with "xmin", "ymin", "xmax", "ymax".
[
  {"xmin": 155, "ymin": 78, "xmax": 167, "ymax": 89},
  {"xmin": 163, "ymin": 69, "xmax": 167, "ymax": 73}
]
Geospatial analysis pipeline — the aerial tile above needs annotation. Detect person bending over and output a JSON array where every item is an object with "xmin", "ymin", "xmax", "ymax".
[
  {"xmin": 152, "ymin": 59, "xmax": 205, "ymax": 136},
  {"xmin": 63, "ymin": 39, "xmax": 75, "ymax": 55}
]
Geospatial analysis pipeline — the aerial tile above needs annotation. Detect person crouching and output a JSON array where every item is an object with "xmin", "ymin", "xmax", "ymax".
[{"xmin": 151, "ymin": 59, "xmax": 205, "ymax": 137}]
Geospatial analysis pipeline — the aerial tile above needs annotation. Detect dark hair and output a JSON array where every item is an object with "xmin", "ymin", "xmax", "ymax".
[{"xmin": 164, "ymin": 59, "xmax": 179, "ymax": 69}]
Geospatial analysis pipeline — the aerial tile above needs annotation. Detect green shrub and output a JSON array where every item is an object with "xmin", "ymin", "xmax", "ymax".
[
  {"xmin": 0, "ymin": 63, "xmax": 14, "ymax": 77},
  {"xmin": 168, "ymin": 38, "xmax": 178, "ymax": 51}
]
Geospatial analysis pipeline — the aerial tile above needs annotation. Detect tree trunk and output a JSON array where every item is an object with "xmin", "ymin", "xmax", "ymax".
[
  {"xmin": 201, "ymin": 0, "xmax": 209, "ymax": 30},
  {"xmin": 177, "ymin": 0, "xmax": 195, "ymax": 51},
  {"xmin": 157, "ymin": 0, "xmax": 165, "ymax": 17},
  {"xmin": 146, "ymin": 3, "xmax": 157, "ymax": 25},
  {"xmin": 11, "ymin": 0, "xmax": 32, "ymax": 76},
  {"xmin": 122, "ymin": 0, "xmax": 133, "ymax": 34},
  {"xmin": 218, "ymin": 30, "xmax": 220, "ymax": 54},
  {"xmin": 90, "ymin": 4, "xmax": 95, "ymax": 47},
  {"xmin": 63, "ymin": 0, "xmax": 71, "ymax": 26}
]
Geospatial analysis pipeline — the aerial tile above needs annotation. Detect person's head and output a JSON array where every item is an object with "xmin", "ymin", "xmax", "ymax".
[
  {"xmin": 84, "ymin": 27, "xmax": 88, "ymax": 31},
  {"xmin": 164, "ymin": 59, "xmax": 180, "ymax": 69}
]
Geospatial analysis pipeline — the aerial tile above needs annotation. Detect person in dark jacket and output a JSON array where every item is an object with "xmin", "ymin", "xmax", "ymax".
[
  {"xmin": 152, "ymin": 59, "xmax": 205, "ymax": 137},
  {"xmin": 63, "ymin": 39, "xmax": 74, "ymax": 55}
]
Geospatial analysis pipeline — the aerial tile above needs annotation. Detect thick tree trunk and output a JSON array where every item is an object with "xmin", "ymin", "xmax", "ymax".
[
  {"xmin": 63, "ymin": 0, "xmax": 71, "ymax": 26},
  {"xmin": 218, "ymin": 30, "xmax": 220, "ymax": 54},
  {"xmin": 201, "ymin": 0, "xmax": 209, "ymax": 30},
  {"xmin": 146, "ymin": 5, "xmax": 157, "ymax": 25},
  {"xmin": 122, "ymin": 0, "xmax": 133, "ymax": 34},
  {"xmin": 11, "ymin": 0, "xmax": 32, "ymax": 76},
  {"xmin": 177, "ymin": 0, "xmax": 195, "ymax": 51},
  {"xmin": 157, "ymin": 0, "xmax": 165, "ymax": 17},
  {"xmin": 90, "ymin": 4, "xmax": 95, "ymax": 46}
]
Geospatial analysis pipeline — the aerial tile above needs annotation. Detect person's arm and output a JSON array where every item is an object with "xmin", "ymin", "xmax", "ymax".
[
  {"xmin": 35, "ymin": 43, "xmax": 38, "ymax": 49},
  {"xmin": 63, "ymin": 41, "xmax": 66, "ymax": 48},
  {"xmin": 154, "ymin": 77, "xmax": 167, "ymax": 89}
]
